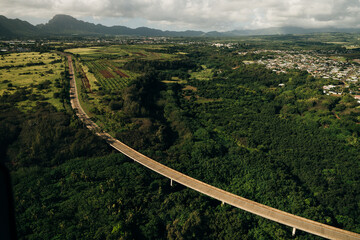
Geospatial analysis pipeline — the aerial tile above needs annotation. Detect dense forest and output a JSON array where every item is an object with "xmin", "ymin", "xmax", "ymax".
[{"xmin": 2, "ymin": 41, "xmax": 360, "ymax": 239}]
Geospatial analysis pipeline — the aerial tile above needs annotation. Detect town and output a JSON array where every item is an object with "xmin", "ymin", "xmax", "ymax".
[{"xmin": 241, "ymin": 50, "xmax": 360, "ymax": 103}]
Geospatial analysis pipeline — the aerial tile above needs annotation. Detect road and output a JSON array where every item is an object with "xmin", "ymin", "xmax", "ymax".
[{"xmin": 67, "ymin": 55, "xmax": 360, "ymax": 240}]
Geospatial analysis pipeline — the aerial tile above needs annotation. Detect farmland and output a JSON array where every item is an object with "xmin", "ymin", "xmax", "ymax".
[
  {"xmin": 66, "ymin": 45, "xmax": 175, "ymax": 61},
  {"xmin": 66, "ymin": 45, "xmax": 176, "ymax": 92},
  {"xmin": 64, "ymin": 44, "xmax": 182, "ymax": 134},
  {"xmin": 84, "ymin": 60, "xmax": 134, "ymax": 91},
  {"xmin": 0, "ymin": 52, "xmax": 66, "ymax": 110}
]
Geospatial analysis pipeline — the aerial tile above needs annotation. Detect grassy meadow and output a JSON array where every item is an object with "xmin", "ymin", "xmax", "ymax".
[
  {"xmin": 0, "ymin": 52, "xmax": 65, "ymax": 111},
  {"xmin": 66, "ymin": 45, "xmax": 175, "ymax": 61},
  {"xmin": 191, "ymin": 65, "xmax": 213, "ymax": 81}
]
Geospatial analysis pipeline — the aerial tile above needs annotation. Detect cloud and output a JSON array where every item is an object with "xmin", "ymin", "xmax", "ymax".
[{"xmin": 0, "ymin": 0, "xmax": 360, "ymax": 30}]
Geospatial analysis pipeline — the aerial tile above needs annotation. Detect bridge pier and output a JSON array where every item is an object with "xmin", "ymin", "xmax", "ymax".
[
  {"xmin": 170, "ymin": 179, "xmax": 173, "ymax": 187},
  {"xmin": 221, "ymin": 201, "xmax": 225, "ymax": 206},
  {"xmin": 292, "ymin": 228, "xmax": 296, "ymax": 237}
]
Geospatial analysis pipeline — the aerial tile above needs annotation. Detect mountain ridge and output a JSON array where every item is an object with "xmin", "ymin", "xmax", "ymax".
[{"xmin": 1, "ymin": 14, "xmax": 360, "ymax": 38}]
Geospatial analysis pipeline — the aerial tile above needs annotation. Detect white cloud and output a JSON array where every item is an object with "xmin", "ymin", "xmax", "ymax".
[{"xmin": 0, "ymin": 0, "xmax": 360, "ymax": 31}]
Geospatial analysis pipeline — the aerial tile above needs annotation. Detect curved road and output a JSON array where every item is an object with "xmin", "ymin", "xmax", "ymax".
[{"xmin": 67, "ymin": 55, "xmax": 360, "ymax": 240}]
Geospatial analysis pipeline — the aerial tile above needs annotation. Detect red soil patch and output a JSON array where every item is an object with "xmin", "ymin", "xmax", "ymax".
[
  {"xmin": 115, "ymin": 69, "xmax": 129, "ymax": 78},
  {"xmin": 103, "ymin": 60, "xmax": 129, "ymax": 78},
  {"xmin": 78, "ymin": 68, "xmax": 91, "ymax": 92},
  {"xmin": 100, "ymin": 70, "xmax": 114, "ymax": 79}
]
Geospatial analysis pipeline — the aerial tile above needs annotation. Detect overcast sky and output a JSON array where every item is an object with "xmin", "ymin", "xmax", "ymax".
[{"xmin": 1, "ymin": 0, "xmax": 360, "ymax": 31}]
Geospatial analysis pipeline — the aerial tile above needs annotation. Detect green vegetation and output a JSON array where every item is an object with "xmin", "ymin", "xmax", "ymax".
[
  {"xmin": 84, "ymin": 60, "xmax": 133, "ymax": 91},
  {"xmin": 63, "ymin": 45, "xmax": 189, "ymax": 136},
  {"xmin": 12, "ymin": 153, "xmax": 276, "ymax": 240},
  {"xmin": 66, "ymin": 45, "xmax": 176, "ymax": 62},
  {"xmin": 191, "ymin": 65, "xmax": 213, "ymax": 81},
  {"xmin": 2, "ymin": 36, "xmax": 360, "ymax": 239},
  {"xmin": 0, "ymin": 52, "xmax": 66, "ymax": 110}
]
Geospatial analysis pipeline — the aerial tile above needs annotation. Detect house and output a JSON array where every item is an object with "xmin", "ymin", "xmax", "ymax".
[
  {"xmin": 323, "ymin": 85, "xmax": 336, "ymax": 90},
  {"xmin": 354, "ymin": 95, "xmax": 360, "ymax": 103},
  {"xmin": 329, "ymin": 91, "xmax": 342, "ymax": 96}
]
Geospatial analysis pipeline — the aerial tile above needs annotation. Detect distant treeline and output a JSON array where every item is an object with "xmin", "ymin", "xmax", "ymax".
[
  {"xmin": 0, "ymin": 61, "xmax": 45, "ymax": 70},
  {"xmin": 123, "ymin": 59, "xmax": 196, "ymax": 72}
]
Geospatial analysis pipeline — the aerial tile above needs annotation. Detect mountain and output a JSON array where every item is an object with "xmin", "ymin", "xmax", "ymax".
[
  {"xmin": 228, "ymin": 26, "xmax": 360, "ymax": 36},
  {"xmin": 37, "ymin": 14, "xmax": 108, "ymax": 35},
  {"xmin": 227, "ymin": 27, "xmax": 310, "ymax": 36},
  {"xmin": 0, "ymin": 14, "xmax": 206, "ymax": 38},
  {"xmin": 37, "ymin": 14, "xmax": 207, "ymax": 37},
  {"xmin": 0, "ymin": 15, "xmax": 43, "ymax": 37},
  {"xmin": 1, "ymin": 14, "xmax": 360, "ymax": 39}
]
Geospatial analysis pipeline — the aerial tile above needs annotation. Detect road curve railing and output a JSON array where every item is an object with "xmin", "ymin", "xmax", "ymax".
[{"xmin": 67, "ymin": 55, "xmax": 360, "ymax": 240}]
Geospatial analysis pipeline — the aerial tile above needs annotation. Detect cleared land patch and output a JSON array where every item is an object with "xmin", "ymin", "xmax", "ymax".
[
  {"xmin": 0, "ymin": 52, "xmax": 65, "ymax": 110},
  {"xmin": 191, "ymin": 65, "xmax": 213, "ymax": 81}
]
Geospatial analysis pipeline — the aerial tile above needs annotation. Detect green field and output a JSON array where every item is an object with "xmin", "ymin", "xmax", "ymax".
[
  {"xmin": 191, "ymin": 65, "xmax": 213, "ymax": 81},
  {"xmin": 64, "ymin": 46, "xmax": 102, "ymax": 55},
  {"xmin": 66, "ymin": 45, "xmax": 177, "ymax": 92},
  {"xmin": 0, "ymin": 52, "xmax": 60, "ymax": 67},
  {"xmin": 329, "ymin": 56, "xmax": 347, "ymax": 62},
  {"xmin": 0, "ymin": 52, "xmax": 65, "ymax": 110},
  {"xmin": 79, "ymin": 63, "xmax": 98, "ymax": 91},
  {"xmin": 83, "ymin": 60, "xmax": 136, "ymax": 91},
  {"xmin": 66, "ymin": 45, "xmax": 175, "ymax": 61}
]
